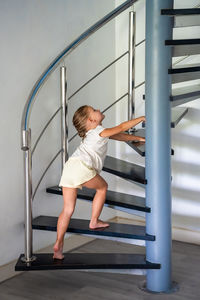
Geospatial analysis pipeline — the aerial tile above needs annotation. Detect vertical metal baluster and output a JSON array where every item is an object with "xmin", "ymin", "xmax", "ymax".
[
  {"xmin": 21, "ymin": 129, "xmax": 36, "ymax": 263},
  {"xmin": 128, "ymin": 10, "xmax": 136, "ymax": 125},
  {"xmin": 61, "ymin": 66, "xmax": 68, "ymax": 170}
]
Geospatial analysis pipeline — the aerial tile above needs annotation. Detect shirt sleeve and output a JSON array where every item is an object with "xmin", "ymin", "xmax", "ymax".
[{"xmin": 95, "ymin": 125, "xmax": 105, "ymax": 136}]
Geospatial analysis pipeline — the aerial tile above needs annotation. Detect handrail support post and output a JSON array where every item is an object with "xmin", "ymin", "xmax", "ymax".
[
  {"xmin": 128, "ymin": 10, "xmax": 136, "ymax": 127},
  {"xmin": 21, "ymin": 128, "xmax": 36, "ymax": 263},
  {"xmin": 60, "ymin": 66, "xmax": 68, "ymax": 170}
]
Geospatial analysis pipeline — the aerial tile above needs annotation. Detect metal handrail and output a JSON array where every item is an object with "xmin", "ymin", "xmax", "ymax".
[
  {"xmin": 21, "ymin": 0, "xmax": 137, "ymax": 150},
  {"xmin": 135, "ymin": 39, "xmax": 145, "ymax": 47},
  {"xmin": 68, "ymin": 51, "xmax": 129, "ymax": 101},
  {"xmin": 21, "ymin": 0, "xmax": 138, "ymax": 262},
  {"xmin": 31, "ymin": 52, "xmax": 129, "ymax": 156}
]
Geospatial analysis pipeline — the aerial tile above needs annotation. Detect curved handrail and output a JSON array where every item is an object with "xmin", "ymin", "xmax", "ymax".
[
  {"xmin": 68, "ymin": 51, "xmax": 129, "ymax": 101},
  {"xmin": 21, "ymin": 0, "xmax": 137, "ymax": 149},
  {"xmin": 31, "ymin": 52, "xmax": 129, "ymax": 156}
]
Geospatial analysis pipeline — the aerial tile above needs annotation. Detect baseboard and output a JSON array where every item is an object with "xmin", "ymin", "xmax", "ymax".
[
  {"xmin": 115, "ymin": 216, "xmax": 200, "ymax": 246},
  {"xmin": 172, "ymin": 226, "xmax": 200, "ymax": 246}
]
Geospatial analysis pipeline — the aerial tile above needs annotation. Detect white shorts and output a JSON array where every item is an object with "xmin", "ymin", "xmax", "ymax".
[{"xmin": 59, "ymin": 157, "xmax": 97, "ymax": 190}]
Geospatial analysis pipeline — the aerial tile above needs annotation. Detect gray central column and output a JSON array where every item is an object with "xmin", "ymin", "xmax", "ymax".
[{"xmin": 145, "ymin": 0, "xmax": 173, "ymax": 293}]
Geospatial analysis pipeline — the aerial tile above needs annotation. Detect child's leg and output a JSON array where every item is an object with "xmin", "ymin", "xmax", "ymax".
[
  {"xmin": 53, "ymin": 187, "xmax": 77, "ymax": 259},
  {"xmin": 82, "ymin": 174, "xmax": 109, "ymax": 229}
]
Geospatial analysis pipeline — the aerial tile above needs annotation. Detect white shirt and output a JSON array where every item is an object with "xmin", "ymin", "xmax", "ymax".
[{"xmin": 71, "ymin": 125, "xmax": 109, "ymax": 173}]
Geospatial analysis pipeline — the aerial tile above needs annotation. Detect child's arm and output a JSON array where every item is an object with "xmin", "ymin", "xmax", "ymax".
[
  {"xmin": 109, "ymin": 132, "xmax": 145, "ymax": 142},
  {"xmin": 100, "ymin": 116, "xmax": 145, "ymax": 138}
]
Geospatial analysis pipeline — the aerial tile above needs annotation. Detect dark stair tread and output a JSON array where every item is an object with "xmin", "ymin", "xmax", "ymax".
[
  {"xmin": 15, "ymin": 253, "xmax": 161, "ymax": 271},
  {"xmin": 125, "ymin": 129, "xmax": 174, "ymax": 156},
  {"xmin": 171, "ymin": 107, "xmax": 189, "ymax": 128},
  {"xmin": 103, "ymin": 155, "xmax": 146, "ymax": 184},
  {"xmin": 169, "ymin": 64, "xmax": 200, "ymax": 74},
  {"xmin": 46, "ymin": 186, "xmax": 150, "ymax": 213},
  {"xmin": 125, "ymin": 129, "xmax": 146, "ymax": 157},
  {"xmin": 32, "ymin": 215, "xmax": 155, "ymax": 241},
  {"xmin": 166, "ymin": 39, "xmax": 200, "ymax": 46},
  {"xmin": 144, "ymin": 82, "xmax": 200, "ymax": 105},
  {"xmin": 161, "ymin": 8, "xmax": 200, "ymax": 16}
]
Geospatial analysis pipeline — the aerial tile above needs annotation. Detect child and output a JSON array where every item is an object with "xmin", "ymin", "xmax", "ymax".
[{"xmin": 53, "ymin": 105, "xmax": 145, "ymax": 259}]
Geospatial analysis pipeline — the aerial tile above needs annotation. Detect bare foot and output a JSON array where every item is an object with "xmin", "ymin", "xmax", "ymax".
[
  {"xmin": 89, "ymin": 219, "xmax": 110, "ymax": 230},
  {"xmin": 53, "ymin": 240, "xmax": 64, "ymax": 260}
]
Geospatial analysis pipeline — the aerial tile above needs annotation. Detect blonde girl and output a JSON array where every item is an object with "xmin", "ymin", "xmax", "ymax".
[{"xmin": 53, "ymin": 105, "xmax": 145, "ymax": 259}]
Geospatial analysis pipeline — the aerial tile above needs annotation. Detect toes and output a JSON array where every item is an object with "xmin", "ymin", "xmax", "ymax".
[{"xmin": 53, "ymin": 256, "xmax": 64, "ymax": 260}]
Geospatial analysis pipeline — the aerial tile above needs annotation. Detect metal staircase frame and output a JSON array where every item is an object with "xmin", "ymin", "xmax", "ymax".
[{"xmin": 16, "ymin": 0, "xmax": 200, "ymax": 294}]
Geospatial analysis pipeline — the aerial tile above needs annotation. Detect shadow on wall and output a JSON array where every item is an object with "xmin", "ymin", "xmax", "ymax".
[
  {"xmin": 171, "ymin": 104, "xmax": 200, "ymax": 234},
  {"xmin": 184, "ymin": 106, "xmax": 200, "ymax": 122},
  {"xmin": 172, "ymin": 185, "xmax": 200, "ymax": 230},
  {"xmin": 173, "ymin": 186, "xmax": 200, "ymax": 203},
  {"xmin": 172, "ymin": 160, "xmax": 200, "ymax": 178},
  {"xmin": 172, "ymin": 131, "xmax": 200, "ymax": 151}
]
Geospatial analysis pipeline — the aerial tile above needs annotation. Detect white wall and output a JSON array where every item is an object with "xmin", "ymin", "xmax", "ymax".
[
  {"xmin": 1, "ymin": 0, "xmax": 200, "ymax": 268},
  {"xmin": 114, "ymin": 0, "xmax": 200, "ymax": 244},
  {"xmin": 0, "ymin": 0, "xmax": 117, "ymax": 266}
]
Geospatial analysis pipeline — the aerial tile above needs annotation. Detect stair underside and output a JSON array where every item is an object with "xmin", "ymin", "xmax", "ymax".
[
  {"xmin": 32, "ymin": 215, "xmax": 154, "ymax": 241},
  {"xmin": 125, "ymin": 129, "xmax": 174, "ymax": 156},
  {"xmin": 175, "ymin": 15, "xmax": 200, "ymax": 28},
  {"xmin": 174, "ymin": 15, "xmax": 200, "ymax": 28},
  {"xmin": 142, "ymin": 108, "xmax": 188, "ymax": 128},
  {"xmin": 46, "ymin": 186, "xmax": 150, "ymax": 213},
  {"xmin": 169, "ymin": 64, "xmax": 200, "ymax": 84},
  {"xmin": 165, "ymin": 39, "xmax": 200, "ymax": 56},
  {"xmin": 103, "ymin": 155, "xmax": 146, "ymax": 184},
  {"xmin": 15, "ymin": 253, "xmax": 160, "ymax": 271},
  {"xmin": 144, "ymin": 84, "xmax": 200, "ymax": 106},
  {"xmin": 140, "ymin": 100, "xmax": 188, "ymax": 127},
  {"xmin": 171, "ymin": 84, "xmax": 200, "ymax": 106}
]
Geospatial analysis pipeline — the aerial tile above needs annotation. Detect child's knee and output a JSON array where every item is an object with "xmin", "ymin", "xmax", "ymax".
[
  {"xmin": 63, "ymin": 206, "xmax": 75, "ymax": 217},
  {"xmin": 104, "ymin": 181, "xmax": 108, "ymax": 190},
  {"xmin": 97, "ymin": 181, "xmax": 108, "ymax": 192}
]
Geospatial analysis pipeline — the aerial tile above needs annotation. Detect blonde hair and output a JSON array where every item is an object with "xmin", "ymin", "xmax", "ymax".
[{"xmin": 72, "ymin": 105, "xmax": 90, "ymax": 140}]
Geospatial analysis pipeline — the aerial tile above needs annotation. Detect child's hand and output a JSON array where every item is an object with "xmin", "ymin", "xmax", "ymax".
[
  {"xmin": 140, "ymin": 116, "xmax": 146, "ymax": 122},
  {"xmin": 139, "ymin": 137, "xmax": 145, "ymax": 142},
  {"xmin": 131, "ymin": 136, "xmax": 145, "ymax": 143}
]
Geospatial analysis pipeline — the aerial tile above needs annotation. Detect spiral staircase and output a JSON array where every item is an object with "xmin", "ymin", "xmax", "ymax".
[{"xmin": 15, "ymin": 0, "xmax": 200, "ymax": 293}]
